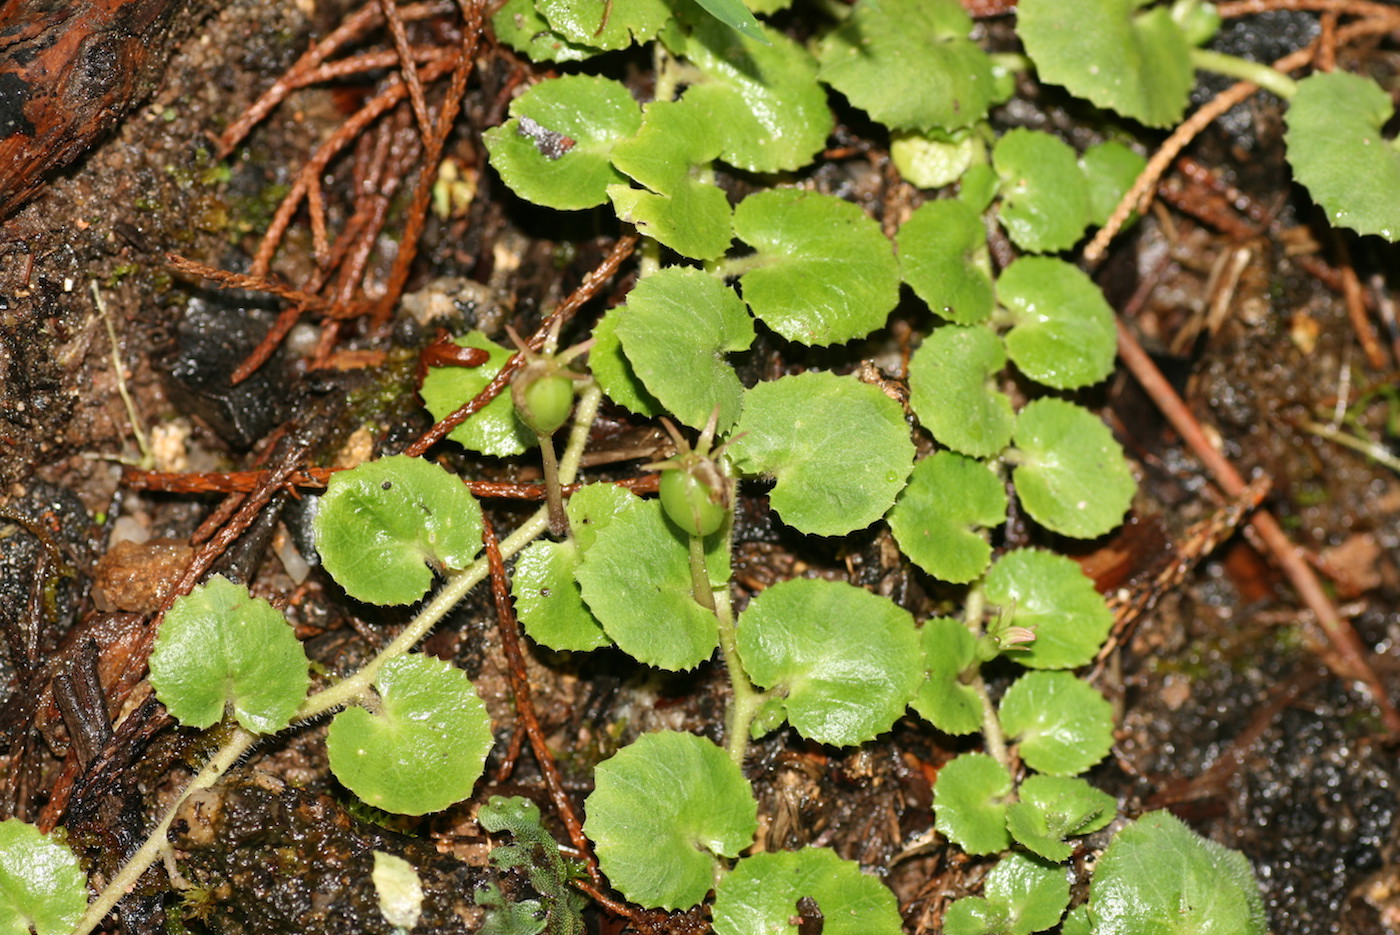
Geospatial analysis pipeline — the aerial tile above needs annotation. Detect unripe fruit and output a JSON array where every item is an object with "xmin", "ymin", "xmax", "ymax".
[
  {"xmin": 512, "ymin": 367, "xmax": 575, "ymax": 436},
  {"xmin": 659, "ymin": 468, "xmax": 727, "ymax": 537}
]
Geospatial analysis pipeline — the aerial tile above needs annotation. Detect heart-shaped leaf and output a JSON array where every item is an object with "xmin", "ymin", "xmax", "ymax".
[
  {"xmin": 491, "ymin": 0, "xmax": 599, "ymax": 62},
  {"xmin": 535, "ymin": 0, "xmax": 670, "ymax": 51},
  {"xmin": 1090, "ymin": 811, "xmax": 1267, "ymax": 935},
  {"xmin": 728, "ymin": 371, "xmax": 915, "ymax": 537},
  {"xmin": 892, "ymin": 129, "xmax": 984, "ymax": 190},
  {"xmin": 585, "ymin": 731, "xmax": 757, "ymax": 910},
  {"xmin": 150, "ymin": 575, "xmax": 309, "ymax": 734},
  {"xmin": 898, "ymin": 198, "xmax": 994, "ymax": 325},
  {"xmin": 943, "ymin": 853, "xmax": 1068, "ymax": 935},
  {"xmin": 736, "ymin": 578, "xmax": 922, "ymax": 746},
  {"xmin": 933, "ymin": 752, "xmax": 1012, "ymax": 855},
  {"xmin": 1011, "ymin": 398, "xmax": 1135, "ymax": 539},
  {"xmin": 1286, "ymin": 70, "xmax": 1400, "ymax": 241},
  {"xmin": 818, "ymin": 0, "xmax": 994, "ymax": 133},
  {"xmin": 993, "ymin": 129, "xmax": 1092, "ymax": 254},
  {"xmin": 1005, "ymin": 775, "xmax": 1116, "ymax": 862},
  {"xmin": 419, "ymin": 332, "xmax": 536, "ymax": 457},
  {"xmin": 662, "ymin": 13, "xmax": 830, "ymax": 172},
  {"xmin": 0, "ymin": 820, "xmax": 87, "ymax": 935},
  {"xmin": 887, "ymin": 451, "xmax": 1007, "ymax": 584},
  {"xmin": 999, "ymin": 671, "xmax": 1114, "ymax": 776},
  {"xmin": 713, "ymin": 848, "xmax": 903, "ymax": 935},
  {"xmin": 613, "ymin": 267, "xmax": 753, "ymax": 432},
  {"xmin": 483, "ymin": 75, "xmax": 642, "ymax": 210},
  {"xmin": 997, "ymin": 257, "xmax": 1116, "ymax": 390},
  {"xmin": 590, "ymin": 308, "xmax": 664, "ymax": 418},
  {"xmin": 907, "ymin": 325, "xmax": 1014, "ymax": 459},
  {"xmin": 1017, "ymin": 0, "xmax": 1193, "ymax": 128},
  {"xmin": 314, "ymin": 455, "xmax": 485, "ymax": 605},
  {"xmin": 575, "ymin": 493, "xmax": 729, "ymax": 670},
  {"xmin": 608, "ymin": 100, "xmax": 732, "ymax": 260},
  {"xmin": 511, "ymin": 483, "xmax": 635, "ymax": 652},
  {"xmin": 326, "ymin": 653, "xmax": 493, "ymax": 815},
  {"xmin": 1081, "ymin": 140, "xmax": 1147, "ymax": 228},
  {"xmin": 732, "ymin": 188, "xmax": 900, "ymax": 346},
  {"xmin": 982, "ymin": 548, "xmax": 1113, "ymax": 670},
  {"xmin": 911, "ymin": 618, "xmax": 982, "ymax": 736}
]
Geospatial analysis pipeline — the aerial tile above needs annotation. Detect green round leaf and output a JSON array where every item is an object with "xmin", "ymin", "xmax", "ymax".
[
  {"xmin": 0, "ymin": 820, "xmax": 87, "ymax": 935},
  {"xmin": 736, "ymin": 578, "xmax": 922, "ymax": 746},
  {"xmin": 993, "ymin": 129, "xmax": 1092, "ymax": 254},
  {"xmin": 1011, "ymin": 398, "xmax": 1135, "ymax": 539},
  {"xmin": 585, "ymin": 731, "xmax": 757, "ymax": 910},
  {"xmin": 1286, "ymin": 70, "xmax": 1400, "ymax": 241},
  {"xmin": 614, "ymin": 267, "xmax": 753, "ymax": 433},
  {"xmin": 945, "ymin": 853, "xmax": 1068, "ymax": 935},
  {"xmin": 912, "ymin": 618, "xmax": 982, "ymax": 736},
  {"xmin": 419, "ymin": 332, "xmax": 536, "ymax": 457},
  {"xmin": 888, "ymin": 452, "xmax": 1006, "ymax": 584},
  {"xmin": 997, "ymin": 257, "xmax": 1116, "ymax": 390},
  {"xmin": 818, "ymin": 0, "xmax": 994, "ymax": 133},
  {"xmin": 491, "ymin": 0, "xmax": 600, "ymax": 62},
  {"xmin": 326, "ymin": 653, "xmax": 493, "ymax": 815},
  {"xmin": 512, "ymin": 541, "xmax": 603, "ymax": 653},
  {"xmin": 732, "ymin": 189, "xmax": 900, "ymax": 346},
  {"xmin": 314, "ymin": 455, "xmax": 485, "ymax": 605},
  {"xmin": 998, "ymin": 672, "xmax": 1114, "ymax": 776},
  {"xmin": 663, "ymin": 14, "xmax": 831, "ymax": 172},
  {"xmin": 511, "ymin": 483, "xmax": 634, "ymax": 652},
  {"xmin": 907, "ymin": 325, "xmax": 1014, "ymax": 459},
  {"xmin": 713, "ymin": 848, "xmax": 903, "ymax": 935},
  {"xmin": 483, "ymin": 75, "xmax": 642, "ymax": 210},
  {"xmin": 1005, "ymin": 774, "xmax": 1116, "ymax": 862},
  {"xmin": 1081, "ymin": 140, "xmax": 1147, "ymax": 228},
  {"xmin": 728, "ymin": 372, "xmax": 915, "ymax": 537},
  {"xmin": 1090, "ymin": 811, "xmax": 1267, "ymax": 935},
  {"xmin": 1017, "ymin": 0, "xmax": 1193, "ymax": 128},
  {"xmin": 1062, "ymin": 905, "xmax": 1092, "ymax": 935},
  {"xmin": 535, "ymin": 0, "xmax": 670, "ymax": 50},
  {"xmin": 590, "ymin": 308, "xmax": 664, "ymax": 417},
  {"xmin": 897, "ymin": 198, "xmax": 994, "ymax": 325},
  {"xmin": 149, "ymin": 575, "xmax": 309, "ymax": 734},
  {"xmin": 608, "ymin": 100, "xmax": 732, "ymax": 260},
  {"xmin": 983, "ymin": 548, "xmax": 1113, "ymax": 670},
  {"xmin": 575, "ymin": 495, "xmax": 727, "ymax": 670},
  {"xmin": 933, "ymin": 752, "xmax": 1012, "ymax": 855},
  {"xmin": 891, "ymin": 130, "xmax": 983, "ymax": 190}
]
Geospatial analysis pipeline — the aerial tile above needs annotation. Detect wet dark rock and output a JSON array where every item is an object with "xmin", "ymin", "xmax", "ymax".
[
  {"xmin": 163, "ymin": 295, "xmax": 290, "ymax": 450},
  {"xmin": 170, "ymin": 774, "xmax": 486, "ymax": 935},
  {"xmin": 0, "ymin": 481, "xmax": 92, "ymax": 709}
]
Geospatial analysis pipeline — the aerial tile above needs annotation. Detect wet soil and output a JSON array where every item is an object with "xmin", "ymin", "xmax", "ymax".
[{"xmin": 2, "ymin": 3, "xmax": 1399, "ymax": 934}]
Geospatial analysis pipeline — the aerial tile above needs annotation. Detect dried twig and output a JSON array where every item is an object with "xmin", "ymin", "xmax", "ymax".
[{"xmin": 1114, "ymin": 317, "xmax": 1400, "ymax": 734}]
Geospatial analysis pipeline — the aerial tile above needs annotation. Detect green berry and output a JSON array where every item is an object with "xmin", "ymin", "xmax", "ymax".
[
  {"xmin": 513, "ymin": 368, "xmax": 575, "ymax": 436},
  {"xmin": 659, "ymin": 468, "xmax": 727, "ymax": 537}
]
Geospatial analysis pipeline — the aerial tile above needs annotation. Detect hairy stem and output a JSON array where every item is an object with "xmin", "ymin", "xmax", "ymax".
[
  {"xmin": 1190, "ymin": 48, "xmax": 1299, "ymax": 99},
  {"xmin": 537, "ymin": 430, "xmax": 569, "ymax": 538},
  {"xmin": 961, "ymin": 584, "xmax": 1010, "ymax": 768},
  {"xmin": 686, "ymin": 527, "xmax": 758, "ymax": 766},
  {"xmin": 71, "ymin": 726, "xmax": 257, "ymax": 935}
]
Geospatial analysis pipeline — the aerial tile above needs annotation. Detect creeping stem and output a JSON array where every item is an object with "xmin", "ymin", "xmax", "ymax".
[
  {"xmin": 72, "ymin": 384, "xmax": 605, "ymax": 935},
  {"xmin": 1190, "ymin": 48, "xmax": 1298, "ymax": 99},
  {"xmin": 962, "ymin": 584, "xmax": 1010, "ymax": 768},
  {"xmin": 71, "ymin": 727, "xmax": 257, "ymax": 935},
  {"xmin": 685, "ymin": 514, "xmax": 760, "ymax": 766}
]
